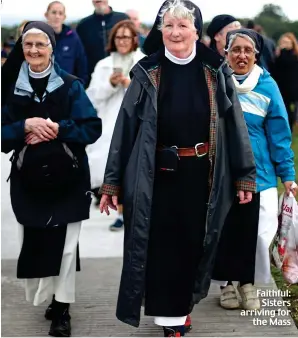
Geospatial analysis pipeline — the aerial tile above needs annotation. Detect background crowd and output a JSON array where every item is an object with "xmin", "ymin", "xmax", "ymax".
[{"xmin": 2, "ymin": 2, "xmax": 298, "ymax": 131}]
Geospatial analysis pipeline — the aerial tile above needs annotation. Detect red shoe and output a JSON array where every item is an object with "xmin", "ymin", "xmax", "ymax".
[
  {"xmin": 163, "ymin": 326, "xmax": 184, "ymax": 337},
  {"xmin": 184, "ymin": 315, "xmax": 192, "ymax": 333}
]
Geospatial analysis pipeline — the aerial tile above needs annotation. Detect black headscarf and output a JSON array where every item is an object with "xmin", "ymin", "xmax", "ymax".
[
  {"xmin": 207, "ymin": 14, "xmax": 237, "ymax": 52},
  {"xmin": 2, "ymin": 21, "xmax": 56, "ymax": 107},
  {"xmin": 143, "ymin": 0, "xmax": 203, "ymax": 56},
  {"xmin": 225, "ymin": 28, "xmax": 264, "ymax": 61}
]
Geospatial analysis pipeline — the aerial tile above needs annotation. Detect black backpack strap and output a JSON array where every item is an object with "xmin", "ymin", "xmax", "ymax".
[
  {"xmin": 57, "ymin": 73, "xmax": 83, "ymax": 99},
  {"xmin": 6, "ymin": 151, "xmax": 17, "ymax": 182},
  {"xmin": 62, "ymin": 73, "xmax": 82, "ymax": 87}
]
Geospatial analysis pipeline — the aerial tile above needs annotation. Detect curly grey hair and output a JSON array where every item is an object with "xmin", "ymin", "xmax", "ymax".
[{"xmin": 157, "ymin": 0, "xmax": 196, "ymax": 31}]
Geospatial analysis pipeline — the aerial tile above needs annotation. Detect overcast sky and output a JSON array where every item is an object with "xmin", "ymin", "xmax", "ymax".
[{"xmin": 1, "ymin": 0, "xmax": 298, "ymax": 26}]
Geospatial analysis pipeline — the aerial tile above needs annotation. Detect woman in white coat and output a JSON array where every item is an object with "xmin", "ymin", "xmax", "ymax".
[{"xmin": 86, "ymin": 20, "xmax": 145, "ymax": 231}]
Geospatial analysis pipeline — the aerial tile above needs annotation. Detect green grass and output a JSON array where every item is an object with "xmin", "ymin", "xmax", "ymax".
[{"xmin": 272, "ymin": 125, "xmax": 298, "ymax": 327}]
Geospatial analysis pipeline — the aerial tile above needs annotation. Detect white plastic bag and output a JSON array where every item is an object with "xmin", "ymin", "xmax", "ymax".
[{"xmin": 271, "ymin": 192, "xmax": 298, "ymax": 284}]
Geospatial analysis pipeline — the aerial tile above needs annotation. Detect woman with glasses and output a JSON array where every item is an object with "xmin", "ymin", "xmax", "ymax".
[
  {"xmin": 1, "ymin": 21, "xmax": 102, "ymax": 337},
  {"xmin": 213, "ymin": 28, "xmax": 296, "ymax": 311},
  {"xmin": 86, "ymin": 19, "xmax": 144, "ymax": 230},
  {"xmin": 45, "ymin": 1, "xmax": 88, "ymax": 85}
]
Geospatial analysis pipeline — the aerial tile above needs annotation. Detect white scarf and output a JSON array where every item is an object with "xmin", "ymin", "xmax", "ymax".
[
  {"xmin": 112, "ymin": 52, "xmax": 135, "ymax": 77},
  {"xmin": 165, "ymin": 43, "xmax": 196, "ymax": 65},
  {"xmin": 232, "ymin": 64, "xmax": 263, "ymax": 93}
]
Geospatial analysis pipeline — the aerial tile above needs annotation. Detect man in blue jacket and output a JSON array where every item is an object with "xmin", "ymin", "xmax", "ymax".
[{"xmin": 76, "ymin": 0, "xmax": 128, "ymax": 84}]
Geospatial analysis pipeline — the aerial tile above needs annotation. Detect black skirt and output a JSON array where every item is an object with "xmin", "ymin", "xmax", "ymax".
[
  {"xmin": 17, "ymin": 224, "xmax": 81, "ymax": 279},
  {"xmin": 144, "ymin": 155, "xmax": 209, "ymax": 317},
  {"xmin": 212, "ymin": 193, "xmax": 260, "ymax": 282}
]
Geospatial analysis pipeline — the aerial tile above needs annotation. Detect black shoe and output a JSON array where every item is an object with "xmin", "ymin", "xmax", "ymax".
[
  {"xmin": 109, "ymin": 218, "xmax": 124, "ymax": 231},
  {"xmin": 49, "ymin": 308, "xmax": 71, "ymax": 337},
  {"xmin": 45, "ymin": 296, "xmax": 55, "ymax": 320},
  {"xmin": 163, "ymin": 326, "xmax": 185, "ymax": 337}
]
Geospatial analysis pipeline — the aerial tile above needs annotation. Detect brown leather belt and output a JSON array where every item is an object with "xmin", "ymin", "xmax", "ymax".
[{"xmin": 157, "ymin": 142, "xmax": 209, "ymax": 157}]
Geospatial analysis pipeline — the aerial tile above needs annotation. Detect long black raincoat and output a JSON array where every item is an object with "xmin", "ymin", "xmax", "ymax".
[{"xmin": 101, "ymin": 41, "xmax": 256, "ymax": 327}]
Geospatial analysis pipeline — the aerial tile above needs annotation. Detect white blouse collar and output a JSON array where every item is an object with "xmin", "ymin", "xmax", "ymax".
[
  {"xmin": 165, "ymin": 43, "xmax": 196, "ymax": 65},
  {"xmin": 29, "ymin": 62, "xmax": 52, "ymax": 79}
]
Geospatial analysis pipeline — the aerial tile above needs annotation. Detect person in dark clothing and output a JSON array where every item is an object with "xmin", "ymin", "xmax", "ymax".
[
  {"xmin": 76, "ymin": 0, "xmax": 128, "ymax": 84},
  {"xmin": 45, "ymin": 1, "xmax": 88, "ymax": 85},
  {"xmin": 1, "ymin": 21, "xmax": 102, "ymax": 337},
  {"xmin": 271, "ymin": 32, "xmax": 298, "ymax": 130},
  {"xmin": 1, "ymin": 42, "xmax": 14, "ymax": 65},
  {"xmin": 207, "ymin": 14, "xmax": 241, "ymax": 56},
  {"xmin": 99, "ymin": 1, "xmax": 256, "ymax": 336},
  {"xmin": 246, "ymin": 20, "xmax": 276, "ymax": 71}
]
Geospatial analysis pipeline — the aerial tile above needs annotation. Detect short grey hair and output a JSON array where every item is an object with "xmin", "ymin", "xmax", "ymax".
[
  {"xmin": 225, "ymin": 32, "xmax": 259, "ymax": 54},
  {"xmin": 157, "ymin": 0, "xmax": 196, "ymax": 31},
  {"xmin": 22, "ymin": 28, "xmax": 52, "ymax": 49}
]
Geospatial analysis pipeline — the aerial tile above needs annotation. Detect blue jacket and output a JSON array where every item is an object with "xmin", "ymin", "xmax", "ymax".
[
  {"xmin": 1, "ymin": 61, "xmax": 102, "ymax": 227},
  {"xmin": 238, "ymin": 68, "xmax": 295, "ymax": 192},
  {"xmin": 54, "ymin": 24, "xmax": 88, "ymax": 85},
  {"xmin": 76, "ymin": 9, "xmax": 129, "ymax": 81}
]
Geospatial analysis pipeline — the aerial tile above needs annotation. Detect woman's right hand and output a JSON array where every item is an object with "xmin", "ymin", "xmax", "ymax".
[
  {"xmin": 110, "ymin": 72, "xmax": 123, "ymax": 87},
  {"xmin": 99, "ymin": 194, "xmax": 118, "ymax": 215},
  {"xmin": 24, "ymin": 117, "xmax": 57, "ymax": 141}
]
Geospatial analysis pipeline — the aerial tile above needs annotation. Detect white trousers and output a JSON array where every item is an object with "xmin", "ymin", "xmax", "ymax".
[
  {"xmin": 154, "ymin": 316, "xmax": 187, "ymax": 326},
  {"xmin": 18, "ymin": 221, "xmax": 82, "ymax": 306},
  {"xmin": 212, "ymin": 187, "xmax": 278, "ymax": 286},
  {"xmin": 255, "ymin": 187, "xmax": 278, "ymax": 283}
]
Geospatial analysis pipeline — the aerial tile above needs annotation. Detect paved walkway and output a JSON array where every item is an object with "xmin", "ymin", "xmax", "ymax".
[{"xmin": 2, "ymin": 257, "xmax": 297, "ymax": 337}]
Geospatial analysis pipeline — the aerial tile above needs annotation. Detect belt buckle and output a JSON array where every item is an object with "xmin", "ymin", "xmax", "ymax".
[{"xmin": 195, "ymin": 143, "xmax": 207, "ymax": 157}]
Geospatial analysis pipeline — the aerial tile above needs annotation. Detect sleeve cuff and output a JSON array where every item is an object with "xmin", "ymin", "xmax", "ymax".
[
  {"xmin": 281, "ymin": 176, "xmax": 296, "ymax": 183},
  {"xmin": 100, "ymin": 183, "xmax": 121, "ymax": 196},
  {"xmin": 235, "ymin": 180, "xmax": 257, "ymax": 193}
]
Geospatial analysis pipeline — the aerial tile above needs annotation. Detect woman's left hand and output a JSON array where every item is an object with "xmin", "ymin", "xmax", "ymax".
[
  {"xmin": 283, "ymin": 181, "xmax": 297, "ymax": 196},
  {"xmin": 238, "ymin": 190, "xmax": 253, "ymax": 204}
]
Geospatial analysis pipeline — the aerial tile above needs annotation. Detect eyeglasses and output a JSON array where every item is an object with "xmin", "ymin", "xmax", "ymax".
[
  {"xmin": 115, "ymin": 36, "xmax": 133, "ymax": 42},
  {"xmin": 22, "ymin": 42, "xmax": 51, "ymax": 50},
  {"xmin": 230, "ymin": 47, "xmax": 256, "ymax": 57}
]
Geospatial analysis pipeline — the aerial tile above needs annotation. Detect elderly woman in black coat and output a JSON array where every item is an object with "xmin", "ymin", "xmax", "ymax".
[
  {"xmin": 1, "ymin": 21, "xmax": 102, "ymax": 337},
  {"xmin": 99, "ymin": 1, "xmax": 256, "ymax": 336}
]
